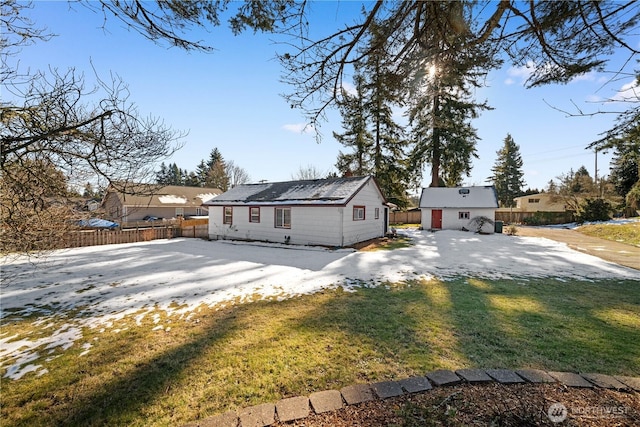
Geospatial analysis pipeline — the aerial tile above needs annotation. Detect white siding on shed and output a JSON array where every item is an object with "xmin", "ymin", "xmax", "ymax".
[{"xmin": 421, "ymin": 208, "xmax": 496, "ymax": 232}]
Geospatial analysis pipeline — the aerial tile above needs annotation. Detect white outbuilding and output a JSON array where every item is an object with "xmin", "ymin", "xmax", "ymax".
[
  {"xmin": 419, "ymin": 186, "xmax": 499, "ymax": 233},
  {"xmin": 204, "ymin": 176, "xmax": 389, "ymax": 247}
]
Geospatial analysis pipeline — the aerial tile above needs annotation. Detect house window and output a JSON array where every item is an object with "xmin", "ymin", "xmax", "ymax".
[
  {"xmin": 196, "ymin": 207, "xmax": 206, "ymax": 216},
  {"xmin": 459, "ymin": 211, "xmax": 470, "ymax": 220},
  {"xmin": 375, "ymin": 207, "xmax": 380, "ymax": 219},
  {"xmin": 250, "ymin": 207, "xmax": 260, "ymax": 223},
  {"xmin": 175, "ymin": 207, "xmax": 184, "ymax": 217},
  {"xmin": 275, "ymin": 207, "xmax": 291, "ymax": 228},
  {"xmin": 528, "ymin": 198, "xmax": 540, "ymax": 203},
  {"xmin": 353, "ymin": 206, "xmax": 365, "ymax": 221},
  {"xmin": 223, "ymin": 206, "xmax": 233, "ymax": 224}
]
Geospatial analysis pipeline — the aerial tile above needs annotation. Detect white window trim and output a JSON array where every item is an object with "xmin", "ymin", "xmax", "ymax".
[
  {"xmin": 353, "ymin": 206, "xmax": 365, "ymax": 221},
  {"xmin": 250, "ymin": 206, "xmax": 260, "ymax": 223},
  {"xmin": 275, "ymin": 207, "xmax": 291, "ymax": 229},
  {"xmin": 223, "ymin": 206, "xmax": 233, "ymax": 224}
]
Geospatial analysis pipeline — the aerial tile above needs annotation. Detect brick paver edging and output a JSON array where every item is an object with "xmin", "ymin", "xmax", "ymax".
[{"xmin": 182, "ymin": 369, "xmax": 640, "ymax": 427}]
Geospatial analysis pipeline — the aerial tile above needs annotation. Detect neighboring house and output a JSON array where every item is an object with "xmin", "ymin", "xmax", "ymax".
[
  {"xmin": 204, "ymin": 176, "xmax": 388, "ymax": 247},
  {"xmin": 513, "ymin": 193, "xmax": 567, "ymax": 212},
  {"xmin": 419, "ymin": 186, "xmax": 499, "ymax": 233},
  {"xmin": 102, "ymin": 184, "xmax": 222, "ymax": 223}
]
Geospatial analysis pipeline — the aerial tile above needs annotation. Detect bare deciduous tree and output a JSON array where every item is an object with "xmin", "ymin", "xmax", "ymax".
[{"xmin": 1, "ymin": 0, "xmax": 184, "ymax": 254}]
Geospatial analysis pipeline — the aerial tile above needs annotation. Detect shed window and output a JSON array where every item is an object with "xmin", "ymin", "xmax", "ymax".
[
  {"xmin": 223, "ymin": 206, "xmax": 233, "ymax": 224},
  {"xmin": 250, "ymin": 207, "xmax": 260, "ymax": 223},
  {"xmin": 459, "ymin": 211, "xmax": 470, "ymax": 220},
  {"xmin": 375, "ymin": 207, "xmax": 380, "ymax": 219},
  {"xmin": 275, "ymin": 207, "xmax": 291, "ymax": 228},
  {"xmin": 353, "ymin": 206, "xmax": 365, "ymax": 221},
  {"xmin": 528, "ymin": 198, "xmax": 540, "ymax": 203}
]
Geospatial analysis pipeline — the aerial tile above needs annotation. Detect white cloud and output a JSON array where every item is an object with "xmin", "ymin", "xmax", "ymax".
[
  {"xmin": 569, "ymin": 72, "xmax": 597, "ymax": 83},
  {"xmin": 282, "ymin": 123, "xmax": 315, "ymax": 134},
  {"xmin": 611, "ymin": 78, "xmax": 639, "ymax": 102},
  {"xmin": 505, "ymin": 61, "xmax": 536, "ymax": 85},
  {"xmin": 341, "ymin": 81, "xmax": 357, "ymax": 96}
]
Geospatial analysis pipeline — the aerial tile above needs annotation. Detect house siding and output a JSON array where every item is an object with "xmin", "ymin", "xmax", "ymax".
[
  {"xmin": 208, "ymin": 179, "xmax": 387, "ymax": 247},
  {"xmin": 341, "ymin": 179, "xmax": 387, "ymax": 246},
  {"xmin": 421, "ymin": 208, "xmax": 496, "ymax": 232}
]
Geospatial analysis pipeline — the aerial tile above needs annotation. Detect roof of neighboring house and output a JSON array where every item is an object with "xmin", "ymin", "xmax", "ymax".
[
  {"xmin": 204, "ymin": 176, "xmax": 384, "ymax": 206},
  {"xmin": 105, "ymin": 184, "xmax": 222, "ymax": 208},
  {"xmin": 513, "ymin": 192, "xmax": 554, "ymax": 200},
  {"xmin": 419, "ymin": 186, "xmax": 499, "ymax": 209}
]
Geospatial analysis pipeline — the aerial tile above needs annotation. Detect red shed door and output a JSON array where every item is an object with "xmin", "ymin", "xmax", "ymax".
[{"xmin": 431, "ymin": 210, "xmax": 443, "ymax": 229}]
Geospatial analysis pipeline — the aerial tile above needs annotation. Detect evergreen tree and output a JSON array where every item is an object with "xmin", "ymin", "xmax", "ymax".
[
  {"xmin": 591, "ymin": 105, "xmax": 639, "ymax": 208},
  {"xmin": 332, "ymin": 22, "xmax": 410, "ymax": 208},
  {"xmin": 333, "ymin": 74, "xmax": 373, "ymax": 177},
  {"xmin": 488, "ymin": 134, "xmax": 526, "ymax": 207},
  {"xmin": 610, "ymin": 148, "xmax": 639, "ymax": 202},
  {"xmin": 405, "ymin": 2, "xmax": 497, "ymax": 188},
  {"xmin": 195, "ymin": 160, "xmax": 209, "ymax": 187},
  {"xmin": 204, "ymin": 148, "xmax": 230, "ymax": 190},
  {"xmin": 360, "ymin": 26, "xmax": 409, "ymax": 208},
  {"xmin": 156, "ymin": 162, "xmax": 169, "ymax": 185}
]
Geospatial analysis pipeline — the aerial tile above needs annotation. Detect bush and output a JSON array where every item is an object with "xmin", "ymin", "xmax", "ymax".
[
  {"xmin": 505, "ymin": 224, "xmax": 518, "ymax": 236},
  {"xmin": 575, "ymin": 198, "xmax": 611, "ymax": 224}
]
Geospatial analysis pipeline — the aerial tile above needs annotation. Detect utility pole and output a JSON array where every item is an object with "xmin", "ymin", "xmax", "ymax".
[{"xmin": 594, "ymin": 148, "xmax": 598, "ymax": 188}]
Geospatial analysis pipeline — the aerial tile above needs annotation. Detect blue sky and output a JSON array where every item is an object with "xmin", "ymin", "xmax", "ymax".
[{"xmin": 9, "ymin": 1, "xmax": 638, "ymax": 193}]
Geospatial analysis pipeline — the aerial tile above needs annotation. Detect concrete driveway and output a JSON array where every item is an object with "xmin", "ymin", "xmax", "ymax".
[{"xmin": 513, "ymin": 226, "xmax": 640, "ymax": 270}]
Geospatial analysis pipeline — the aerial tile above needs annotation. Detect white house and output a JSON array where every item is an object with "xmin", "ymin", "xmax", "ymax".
[
  {"xmin": 204, "ymin": 176, "xmax": 389, "ymax": 247},
  {"xmin": 419, "ymin": 186, "xmax": 499, "ymax": 233}
]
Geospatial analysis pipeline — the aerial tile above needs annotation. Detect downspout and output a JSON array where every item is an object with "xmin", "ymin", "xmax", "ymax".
[{"xmin": 340, "ymin": 207, "xmax": 344, "ymax": 247}]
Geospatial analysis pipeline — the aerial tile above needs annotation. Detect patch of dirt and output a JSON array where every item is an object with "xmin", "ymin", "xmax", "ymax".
[{"xmin": 274, "ymin": 383, "xmax": 640, "ymax": 426}]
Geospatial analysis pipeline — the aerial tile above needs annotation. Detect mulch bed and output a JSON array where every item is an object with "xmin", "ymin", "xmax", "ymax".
[{"xmin": 273, "ymin": 383, "xmax": 640, "ymax": 426}]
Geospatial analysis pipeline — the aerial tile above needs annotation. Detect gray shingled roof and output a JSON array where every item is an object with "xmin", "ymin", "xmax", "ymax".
[{"xmin": 205, "ymin": 176, "xmax": 375, "ymax": 206}]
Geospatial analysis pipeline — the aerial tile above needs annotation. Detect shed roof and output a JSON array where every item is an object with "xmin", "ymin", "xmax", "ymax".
[
  {"xmin": 106, "ymin": 184, "xmax": 222, "ymax": 208},
  {"xmin": 419, "ymin": 186, "xmax": 498, "ymax": 209},
  {"xmin": 204, "ymin": 176, "xmax": 381, "ymax": 206}
]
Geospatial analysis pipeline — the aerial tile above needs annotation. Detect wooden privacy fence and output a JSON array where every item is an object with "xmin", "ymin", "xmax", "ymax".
[
  {"xmin": 64, "ymin": 218, "xmax": 210, "ymax": 249},
  {"xmin": 65, "ymin": 227, "xmax": 176, "ymax": 248},
  {"xmin": 389, "ymin": 210, "xmax": 422, "ymax": 224},
  {"xmin": 175, "ymin": 218, "xmax": 209, "ymax": 239}
]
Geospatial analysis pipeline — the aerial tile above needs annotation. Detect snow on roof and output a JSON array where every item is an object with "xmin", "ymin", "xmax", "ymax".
[
  {"xmin": 419, "ymin": 186, "xmax": 498, "ymax": 209},
  {"xmin": 205, "ymin": 176, "xmax": 374, "ymax": 206},
  {"xmin": 196, "ymin": 193, "xmax": 218, "ymax": 203},
  {"xmin": 158, "ymin": 195, "xmax": 187, "ymax": 204},
  {"xmin": 110, "ymin": 184, "xmax": 222, "ymax": 207}
]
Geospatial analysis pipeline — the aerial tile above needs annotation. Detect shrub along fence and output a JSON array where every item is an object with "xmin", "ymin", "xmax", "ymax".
[{"xmin": 495, "ymin": 210, "xmax": 575, "ymax": 225}]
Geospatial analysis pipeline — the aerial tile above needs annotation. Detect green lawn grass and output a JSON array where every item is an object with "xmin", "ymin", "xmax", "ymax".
[
  {"xmin": 2, "ymin": 277, "xmax": 639, "ymax": 426},
  {"xmin": 577, "ymin": 221, "xmax": 640, "ymax": 246}
]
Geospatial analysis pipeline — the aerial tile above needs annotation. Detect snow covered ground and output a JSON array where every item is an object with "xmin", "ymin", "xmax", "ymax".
[{"xmin": 1, "ymin": 228, "xmax": 639, "ymax": 380}]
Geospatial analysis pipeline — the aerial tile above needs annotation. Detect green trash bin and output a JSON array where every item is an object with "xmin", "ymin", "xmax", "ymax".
[{"xmin": 494, "ymin": 220, "xmax": 503, "ymax": 233}]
